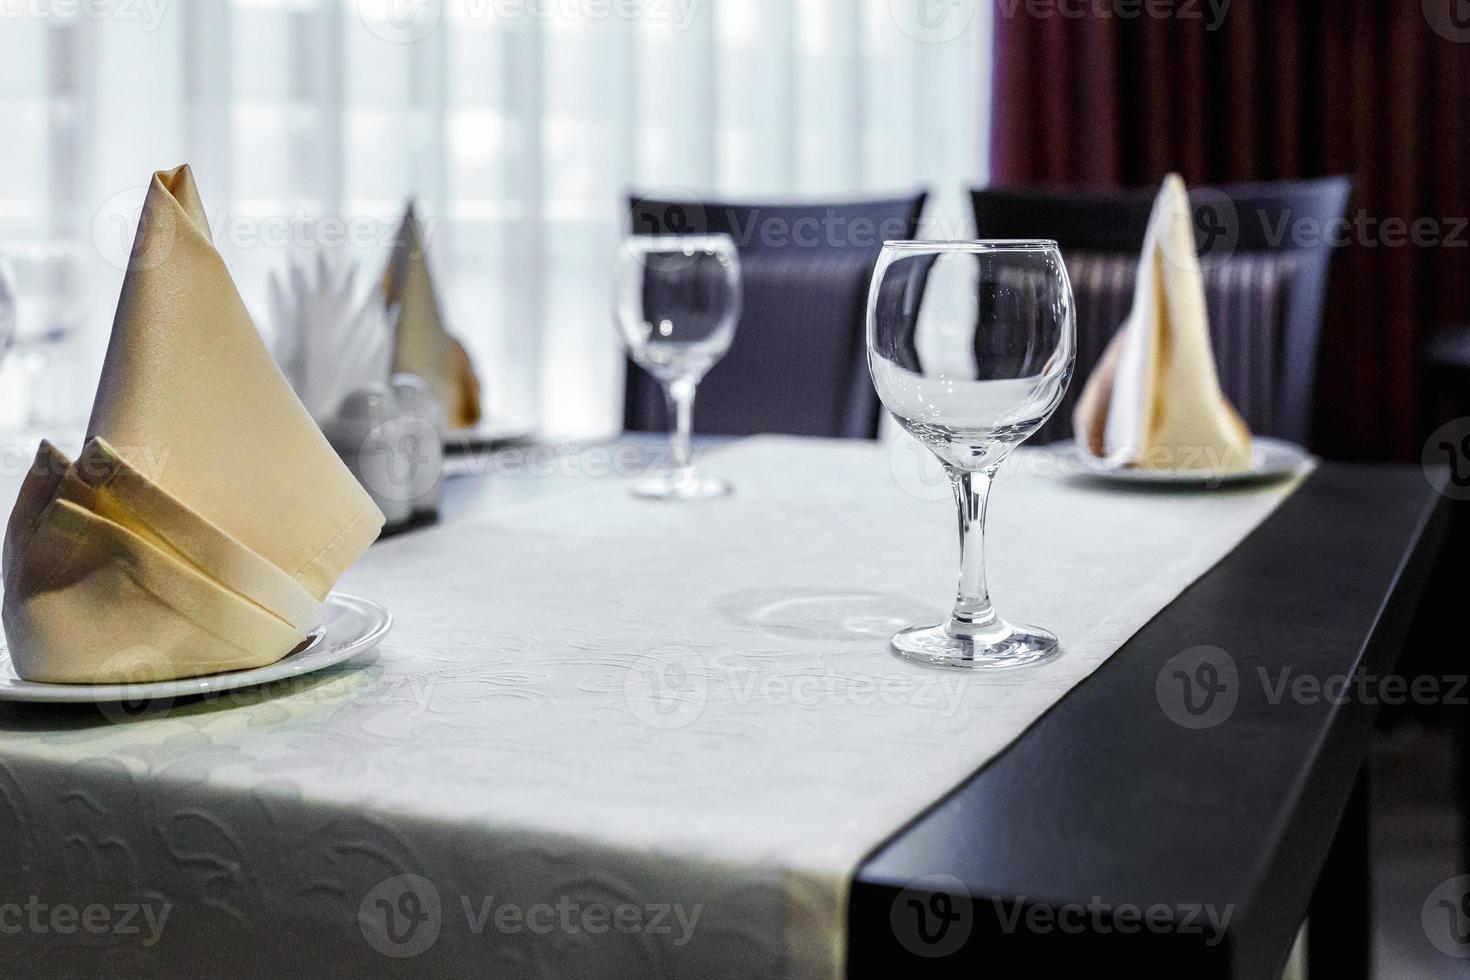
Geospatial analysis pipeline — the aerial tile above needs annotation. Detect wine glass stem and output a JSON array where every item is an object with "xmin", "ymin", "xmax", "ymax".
[
  {"xmin": 663, "ymin": 377, "xmax": 697, "ymax": 485},
  {"xmin": 948, "ymin": 465, "xmax": 999, "ymax": 638},
  {"xmin": 21, "ymin": 348, "xmax": 46, "ymax": 432}
]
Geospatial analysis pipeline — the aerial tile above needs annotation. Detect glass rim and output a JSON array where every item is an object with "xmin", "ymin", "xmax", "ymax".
[
  {"xmin": 881, "ymin": 238, "xmax": 1059, "ymax": 251},
  {"xmin": 621, "ymin": 232, "xmax": 737, "ymax": 252}
]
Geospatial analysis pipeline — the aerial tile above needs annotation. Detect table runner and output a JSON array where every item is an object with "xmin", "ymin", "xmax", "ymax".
[{"xmin": 0, "ymin": 436, "xmax": 1310, "ymax": 978}]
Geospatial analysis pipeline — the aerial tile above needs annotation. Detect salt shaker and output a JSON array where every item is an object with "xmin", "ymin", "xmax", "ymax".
[
  {"xmin": 389, "ymin": 373, "xmax": 446, "ymax": 518},
  {"xmin": 324, "ymin": 385, "xmax": 415, "ymax": 529}
]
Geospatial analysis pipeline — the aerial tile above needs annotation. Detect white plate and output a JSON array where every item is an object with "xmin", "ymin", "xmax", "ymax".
[
  {"xmin": 1053, "ymin": 437, "xmax": 1313, "ymax": 487},
  {"xmin": 0, "ymin": 591, "xmax": 390, "ymax": 704},
  {"xmin": 443, "ymin": 423, "xmax": 533, "ymax": 454}
]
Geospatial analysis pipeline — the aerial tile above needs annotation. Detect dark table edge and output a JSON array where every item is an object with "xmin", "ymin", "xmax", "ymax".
[
  {"xmin": 846, "ymin": 464, "xmax": 1451, "ymax": 978},
  {"xmin": 1237, "ymin": 466, "xmax": 1450, "ymax": 978}
]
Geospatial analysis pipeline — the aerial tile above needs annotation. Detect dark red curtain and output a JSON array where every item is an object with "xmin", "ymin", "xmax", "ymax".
[{"xmin": 990, "ymin": 0, "xmax": 1470, "ymax": 461}]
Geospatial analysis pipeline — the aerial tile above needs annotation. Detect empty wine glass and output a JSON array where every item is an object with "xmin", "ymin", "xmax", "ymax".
[
  {"xmin": 868, "ymin": 241, "xmax": 1076, "ymax": 669},
  {"xmin": 2, "ymin": 242, "xmax": 89, "ymax": 441},
  {"xmin": 614, "ymin": 234, "xmax": 741, "ymax": 500},
  {"xmin": 0, "ymin": 255, "xmax": 15, "ymax": 363}
]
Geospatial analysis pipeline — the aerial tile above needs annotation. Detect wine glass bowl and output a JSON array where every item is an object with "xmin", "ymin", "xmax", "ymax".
[
  {"xmin": 867, "ymin": 240, "xmax": 1076, "ymax": 669},
  {"xmin": 615, "ymin": 234, "xmax": 741, "ymax": 500},
  {"xmin": 0, "ymin": 255, "xmax": 16, "ymax": 362},
  {"xmin": 0, "ymin": 241, "xmax": 90, "ymax": 442}
]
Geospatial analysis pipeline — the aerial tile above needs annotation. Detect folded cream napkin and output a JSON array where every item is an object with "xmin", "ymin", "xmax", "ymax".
[
  {"xmin": 2, "ymin": 165, "xmax": 384, "ymax": 684},
  {"xmin": 1072, "ymin": 174, "xmax": 1253, "ymax": 472},
  {"xmin": 384, "ymin": 204, "xmax": 482, "ymax": 431}
]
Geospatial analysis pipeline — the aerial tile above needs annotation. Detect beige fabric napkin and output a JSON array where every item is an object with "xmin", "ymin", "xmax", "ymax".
[
  {"xmin": 384, "ymin": 204, "xmax": 482, "ymax": 430},
  {"xmin": 1072, "ymin": 174, "xmax": 1253, "ymax": 472},
  {"xmin": 2, "ymin": 165, "xmax": 384, "ymax": 684}
]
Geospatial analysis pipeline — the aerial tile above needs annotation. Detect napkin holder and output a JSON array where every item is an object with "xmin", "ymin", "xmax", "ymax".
[
  {"xmin": 323, "ymin": 380, "xmax": 443, "ymax": 535},
  {"xmin": 270, "ymin": 251, "xmax": 394, "ymax": 425}
]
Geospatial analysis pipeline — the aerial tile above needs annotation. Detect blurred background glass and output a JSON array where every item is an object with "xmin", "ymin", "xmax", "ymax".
[
  {"xmin": 615, "ymin": 233, "xmax": 741, "ymax": 499},
  {"xmin": 0, "ymin": 242, "xmax": 90, "ymax": 445},
  {"xmin": 0, "ymin": 256, "xmax": 15, "ymax": 374}
]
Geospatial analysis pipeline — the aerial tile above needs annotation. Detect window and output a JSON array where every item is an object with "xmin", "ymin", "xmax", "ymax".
[{"xmin": 0, "ymin": 0, "xmax": 990, "ymax": 437}]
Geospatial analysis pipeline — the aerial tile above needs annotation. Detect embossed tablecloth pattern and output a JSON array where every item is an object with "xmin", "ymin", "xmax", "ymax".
[{"xmin": 0, "ymin": 437, "xmax": 1309, "ymax": 978}]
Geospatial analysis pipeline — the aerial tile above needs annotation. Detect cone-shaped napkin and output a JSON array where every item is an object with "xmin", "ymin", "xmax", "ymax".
[
  {"xmin": 384, "ymin": 204, "xmax": 482, "ymax": 430},
  {"xmin": 2, "ymin": 165, "xmax": 384, "ymax": 684},
  {"xmin": 1072, "ymin": 175, "xmax": 1253, "ymax": 472}
]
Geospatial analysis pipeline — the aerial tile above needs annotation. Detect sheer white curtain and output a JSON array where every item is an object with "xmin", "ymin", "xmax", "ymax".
[{"xmin": 0, "ymin": 0, "xmax": 990, "ymax": 438}]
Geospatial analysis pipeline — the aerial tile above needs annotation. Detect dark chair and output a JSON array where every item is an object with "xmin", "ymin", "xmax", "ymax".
[
  {"xmin": 971, "ymin": 179, "xmax": 1352, "ymax": 446},
  {"xmin": 626, "ymin": 193, "xmax": 928, "ymax": 439}
]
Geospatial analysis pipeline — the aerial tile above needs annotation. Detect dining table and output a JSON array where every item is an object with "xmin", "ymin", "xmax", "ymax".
[{"xmin": 0, "ymin": 432, "xmax": 1448, "ymax": 979}]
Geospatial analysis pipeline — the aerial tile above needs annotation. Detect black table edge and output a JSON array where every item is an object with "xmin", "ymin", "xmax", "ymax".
[{"xmin": 848, "ymin": 464, "xmax": 1450, "ymax": 977}]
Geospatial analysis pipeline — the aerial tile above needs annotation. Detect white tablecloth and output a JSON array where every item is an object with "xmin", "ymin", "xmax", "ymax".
[{"xmin": 0, "ymin": 436, "xmax": 1309, "ymax": 978}]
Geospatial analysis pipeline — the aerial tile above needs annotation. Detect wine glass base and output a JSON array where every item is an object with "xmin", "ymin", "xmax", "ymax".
[
  {"xmin": 631, "ymin": 474, "xmax": 732, "ymax": 501},
  {"xmin": 890, "ymin": 621, "xmax": 1060, "ymax": 670}
]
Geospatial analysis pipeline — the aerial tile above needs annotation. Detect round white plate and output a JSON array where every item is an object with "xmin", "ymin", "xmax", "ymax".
[
  {"xmin": 1053, "ymin": 437, "xmax": 1313, "ymax": 487},
  {"xmin": 0, "ymin": 591, "xmax": 390, "ymax": 704}
]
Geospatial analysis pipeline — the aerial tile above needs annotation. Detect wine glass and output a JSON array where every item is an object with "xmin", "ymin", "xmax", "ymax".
[
  {"xmin": 1, "ymin": 242, "xmax": 89, "ymax": 442},
  {"xmin": 867, "ymin": 241, "xmax": 1076, "ymax": 669},
  {"xmin": 614, "ymin": 234, "xmax": 741, "ymax": 500},
  {"xmin": 0, "ymin": 255, "xmax": 15, "ymax": 365}
]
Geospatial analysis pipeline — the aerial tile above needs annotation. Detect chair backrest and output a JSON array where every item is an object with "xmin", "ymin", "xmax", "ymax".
[
  {"xmin": 970, "ymin": 178, "xmax": 1352, "ymax": 446},
  {"xmin": 626, "ymin": 193, "xmax": 928, "ymax": 439}
]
